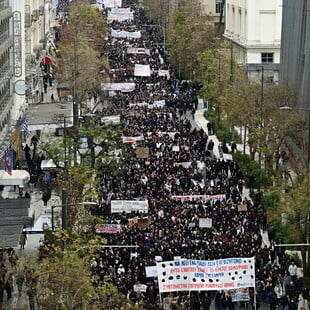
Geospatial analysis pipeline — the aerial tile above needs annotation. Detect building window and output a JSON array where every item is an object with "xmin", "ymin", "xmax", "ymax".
[
  {"xmin": 261, "ymin": 53, "xmax": 274, "ymax": 64},
  {"xmin": 216, "ymin": 0, "xmax": 223, "ymax": 13}
]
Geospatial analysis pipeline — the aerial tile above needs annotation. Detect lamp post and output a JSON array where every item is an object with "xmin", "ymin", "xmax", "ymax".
[{"xmin": 51, "ymin": 201, "xmax": 97, "ymax": 231}]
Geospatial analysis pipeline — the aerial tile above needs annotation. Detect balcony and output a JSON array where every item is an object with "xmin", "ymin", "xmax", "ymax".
[
  {"xmin": 32, "ymin": 9, "xmax": 40, "ymax": 21},
  {"xmin": 39, "ymin": 6, "xmax": 44, "ymax": 15},
  {"xmin": 25, "ymin": 13, "xmax": 31, "ymax": 27}
]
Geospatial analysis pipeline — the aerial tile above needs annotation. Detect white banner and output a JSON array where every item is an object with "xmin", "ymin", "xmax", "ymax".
[
  {"xmin": 199, "ymin": 218, "xmax": 212, "ymax": 228},
  {"xmin": 95, "ymin": 224, "xmax": 122, "ymax": 234},
  {"xmin": 102, "ymin": 0, "xmax": 122, "ymax": 8},
  {"xmin": 134, "ymin": 64, "xmax": 151, "ymax": 76},
  {"xmin": 122, "ymin": 135, "xmax": 144, "ymax": 143},
  {"xmin": 151, "ymin": 100, "xmax": 166, "ymax": 108},
  {"xmin": 110, "ymin": 7, "xmax": 130, "ymax": 13},
  {"xmin": 102, "ymin": 82, "xmax": 135, "ymax": 92},
  {"xmin": 157, "ymin": 258, "xmax": 255, "ymax": 293},
  {"xmin": 174, "ymin": 162, "xmax": 192, "ymax": 168},
  {"xmin": 223, "ymin": 153, "xmax": 233, "ymax": 161},
  {"xmin": 111, "ymin": 200, "xmax": 148, "ymax": 213},
  {"xmin": 101, "ymin": 115, "xmax": 120, "ymax": 124},
  {"xmin": 111, "ymin": 29, "xmax": 141, "ymax": 38},
  {"xmin": 127, "ymin": 47, "xmax": 150, "ymax": 55},
  {"xmin": 145, "ymin": 266, "xmax": 158, "ymax": 278},
  {"xmin": 108, "ymin": 11, "xmax": 134, "ymax": 22},
  {"xmin": 158, "ymin": 69, "xmax": 170, "ymax": 79},
  {"xmin": 170, "ymin": 194, "xmax": 226, "ymax": 201}
]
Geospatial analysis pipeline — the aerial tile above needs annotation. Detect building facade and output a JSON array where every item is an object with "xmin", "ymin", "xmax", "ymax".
[
  {"xmin": 0, "ymin": 0, "xmax": 56, "ymax": 155},
  {"xmin": 0, "ymin": 0, "xmax": 13, "ymax": 155},
  {"xmin": 279, "ymin": 0, "xmax": 310, "ymax": 110},
  {"xmin": 224, "ymin": 0, "xmax": 282, "ymax": 84},
  {"xmin": 201, "ymin": 0, "xmax": 224, "ymax": 26}
]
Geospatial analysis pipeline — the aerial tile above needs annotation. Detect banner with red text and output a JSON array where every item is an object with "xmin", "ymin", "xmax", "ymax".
[
  {"xmin": 170, "ymin": 194, "xmax": 226, "ymax": 201},
  {"xmin": 157, "ymin": 258, "xmax": 255, "ymax": 293}
]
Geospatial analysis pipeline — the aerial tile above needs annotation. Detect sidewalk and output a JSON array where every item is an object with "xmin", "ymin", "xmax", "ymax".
[{"xmin": 191, "ymin": 104, "xmax": 252, "ymax": 201}]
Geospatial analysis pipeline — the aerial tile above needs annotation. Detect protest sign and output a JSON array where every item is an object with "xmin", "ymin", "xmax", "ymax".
[
  {"xmin": 171, "ymin": 194, "xmax": 226, "ymax": 201},
  {"xmin": 122, "ymin": 135, "xmax": 144, "ymax": 143},
  {"xmin": 157, "ymin": 257, "xmax": 255, "ymax": 293},
  {"xmin": 95, "ymin": 224, "xmax": 122, "ymax": 234},
  {"xmin": 145, "ymin": 266, "xmax": 158, "ymax": 277},
  {"xmin": 230, "ymin": 288, "xmax": 250, "ymax": 302},
  {"xmin": 134, "ymin": 284, "xmax": 147, "ymax": 292},
  {"xmin": 223, "ymin": 153, "xmax": 233, "ymax": 161},
  {"xmin": 101, "ymin": 115, "xmax": 120, "ymax": 124},
  {"xmin": 199, "ymin": 218, "xmax": 212, "ymax": 228},
  {"xmin": 102, "ymin": 82, "xmax": 135, "ymax": 92},
  {"xmin": 111, "ymin": 200, "xmax": 148, "ymax": 213},
  {"xmin": 134, "ymin": 64, "xmax": 151, "ymax": 76},
  {"xmin": 136, "ymin": 147, "xmax": 149, "ymax": 158},
  {"xmin": 137, "ymin": 217, "xmax": 149, "ymax": 229},
  {"xmin": 238, "ymin": 204, "xmax": 247, "ymax": 212}
]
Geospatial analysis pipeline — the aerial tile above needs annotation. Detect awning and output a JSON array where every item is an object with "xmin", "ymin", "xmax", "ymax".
[{"xmin": 0, "ymin": 170, "xmax": 30, "ymax": 186}]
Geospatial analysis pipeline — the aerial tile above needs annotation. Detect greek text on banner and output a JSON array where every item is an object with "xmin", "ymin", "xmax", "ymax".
[{"xmin": 157, "ymin": 257, "xmax": 255, "ymax": 293}]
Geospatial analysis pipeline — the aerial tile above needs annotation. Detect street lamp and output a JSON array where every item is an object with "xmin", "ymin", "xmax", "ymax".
[{"xmin": 51, "ymin": 201, "xmax": 97, "ymax": 231}]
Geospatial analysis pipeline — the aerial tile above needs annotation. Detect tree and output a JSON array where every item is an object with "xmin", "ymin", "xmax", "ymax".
[
  {"xmin": 167, "ymin": 0, "xmax": 220, "ymax": 79},
  {"xmin": 197, "ymin": 41, "xmax": 237, "ymax": 125},
  {"xmin": 267, "ymin": 174, "xmax": 310, "ymax": 275},
  {"xmin": 141, "ymin": 0, "xmax": 171, "ymax": 25},
  {"xmin": 16, "ymin": 238, "xmax": 143, "ymax": 309},
  {"xmin": 55, "ymin": 1, "xmax": 109, "ymax": 107},
  {"xmin": 223, "ymin": 76, "xmax": 299, "ymax": 185}
]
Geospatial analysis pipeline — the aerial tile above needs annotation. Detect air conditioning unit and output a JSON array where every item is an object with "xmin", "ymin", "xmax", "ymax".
[
  {"xmin": 32, "ymin": 10, "xmax": 40, "ymax": 21},
  {"xmin": 39, "ymin": 6, "xmax": 44, "ymax": 15}
]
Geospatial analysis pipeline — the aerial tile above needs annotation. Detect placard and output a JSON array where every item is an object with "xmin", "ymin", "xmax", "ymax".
[
  {"xmin": 238, "ymin": 204, "xmax": 247, "ymax": 212},
  {"xmin": 134, "ymin": 284, "xmax": 147, "ymax": 292},
  {"xmin": 122, "ymin": 136, "xmax": 144, "ymax": 143},
  {"xmin": 223, "ymin": 153, "xmax": 233, "ymax": 161},
  {"xmin": 199, "ymin": 218, "xmax": 212, "ymax": 228},
  {"xmin": 230, "ymin": 288, "xmax": 250, "ymax": 302},
  {"xmin": 136, "ymin": 147, "xmax": 149, "ymax": 158},
  {"xmin": 134, "ymin": 64, "xmax": 151, "ymax": 76},
  {"xmin": 145, "ymin": 266, "xmax": 158, "ymax": 278}
]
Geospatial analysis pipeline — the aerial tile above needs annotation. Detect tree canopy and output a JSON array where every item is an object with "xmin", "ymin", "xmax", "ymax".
[{"xmin": 55, "ymin": 1, "xmax": 109, "ymax": 104}]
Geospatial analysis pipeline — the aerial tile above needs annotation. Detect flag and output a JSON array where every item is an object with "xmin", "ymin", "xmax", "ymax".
[
  {"xmin": 14, "ymin": 117, "xmax": 29, "ymax": 140},
  {"xmin": 22, "ymin": 118, "xmax": 29, "ymax": 139},
  {"xmin": 9, "ymin": 127, "xmax": 22, "ymax": 160},
  {"xmin": 1, "ymin": 146, "xmax": 13, "ymax": 175}
]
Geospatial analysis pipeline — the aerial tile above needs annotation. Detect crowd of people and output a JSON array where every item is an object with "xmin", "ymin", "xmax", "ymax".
[
  {"xmin": 0, "ymin": 0, "xmax": 307, "ymax": 309},
  {"xmin": 79, "ymin": 0, "xmax": 309, "ymax": 309}
]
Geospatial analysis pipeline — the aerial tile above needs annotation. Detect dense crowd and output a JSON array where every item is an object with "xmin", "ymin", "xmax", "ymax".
[
  {"xmin": 84, "ymin": 0, "xmax": 309, "ymax": 309},
  {"xmin": 0, "ymin": 0, "xmax": 307, "ymax": 309}
]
